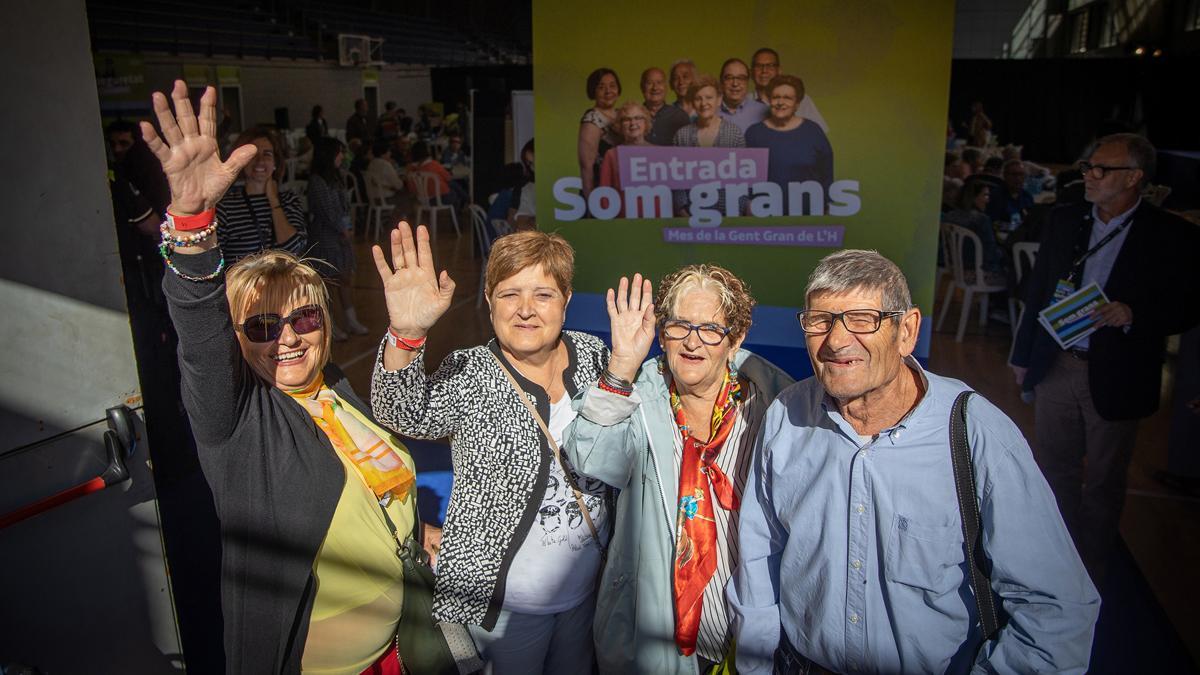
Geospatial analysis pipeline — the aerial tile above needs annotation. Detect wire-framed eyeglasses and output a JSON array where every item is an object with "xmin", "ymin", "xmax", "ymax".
[
  {"xmin": 660, "ymin": 319, "xmax": 733, "ymax": 345},
  {"xmin": 797, "ymin": 309, "xmax": 904, "ymax": 335}
]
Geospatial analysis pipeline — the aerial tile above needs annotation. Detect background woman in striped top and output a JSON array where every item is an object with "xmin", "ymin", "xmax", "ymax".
[{"xmin": 215, "ymin": 126, "xmax": 307, "ymax": 263}]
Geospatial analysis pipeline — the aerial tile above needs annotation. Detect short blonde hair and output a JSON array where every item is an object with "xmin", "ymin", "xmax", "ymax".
[
  {"xmin": 654, "ymin": 264, "xmax": 755, "ymax": 341},
  {"xmin": 686, "ymin": 75, "xmax": 720, "ymax": 104},
  {"xmin": 225, "ymin": 250, "xmax": 332, "ymax": 360},
  {"xmin": 615, "ymin": 101, "xmax": 651, "ymax": 142},
  {"xmin": 485, "ymin": 230, "xmax": 575, "ymax": 298}
]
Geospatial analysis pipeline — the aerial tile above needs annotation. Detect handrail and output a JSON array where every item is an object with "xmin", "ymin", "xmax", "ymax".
[
  {"xmin": 0, "ymin": 406, "xmax": 137, "ymax": 531},
  {"xmin": 0, "ymin": 405, "xmax": 141, "ymax": 461}
]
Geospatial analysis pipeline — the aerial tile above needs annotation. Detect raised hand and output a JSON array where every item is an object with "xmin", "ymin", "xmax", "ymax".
[
  {"xmin": 142, "ymin": 80, "xmax": 257, "ymax": 216},
  {"xmin": 606, "ymin": 274, "xmax": 656, "ymax": 381},
  {"xmin": 371, "ymin": 222, "xmax": 456, "ymax": 338}
]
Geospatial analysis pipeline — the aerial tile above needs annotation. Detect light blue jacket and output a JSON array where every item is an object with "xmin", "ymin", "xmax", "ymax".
[{"xmin": 564, "ymin": 349, "xmax": 794, "ymax": 675}]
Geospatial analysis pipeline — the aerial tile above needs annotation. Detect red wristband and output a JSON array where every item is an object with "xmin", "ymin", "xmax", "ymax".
[
  {"xmin": 167, "ymin": 208, "xmax": 216, "ymax": 232},
  {"xmin": 386, "ymin": 327, "xmax": 427, "ymax": 351}
]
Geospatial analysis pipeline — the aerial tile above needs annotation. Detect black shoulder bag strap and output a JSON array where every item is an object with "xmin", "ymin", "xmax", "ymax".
[{"xmin": 949, "ymin": 390, "xmax": 1002, "ymax": 641}]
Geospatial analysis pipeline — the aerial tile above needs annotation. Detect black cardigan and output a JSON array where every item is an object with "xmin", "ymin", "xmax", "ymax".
[{"xmin": 163, "ymin": 247, "xmax": 398, "ymax": 674}]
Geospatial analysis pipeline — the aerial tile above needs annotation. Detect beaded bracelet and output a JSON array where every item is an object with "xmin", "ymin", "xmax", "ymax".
[
  {"xmin": 597, "ymin": 378, "xmax": 633, "ymax": 397},
  {"xmin": 159, "ymin": 220, "xmax": 218, "ymax": 250},
  {"xmin": 597, "ymin": 369, "xmax": 634, "ymax": 396},
  {"xmin": 161, "ymin": 248, "xmax": 226, "ymax": 281}
]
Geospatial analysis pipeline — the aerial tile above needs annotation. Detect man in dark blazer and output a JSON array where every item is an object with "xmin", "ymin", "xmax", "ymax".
[{"xmin": 1010, "ymin": 133, "xmax": 1200, "ymax": 577}]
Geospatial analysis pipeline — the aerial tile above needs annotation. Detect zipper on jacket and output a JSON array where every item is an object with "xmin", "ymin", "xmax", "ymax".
[{"xmin": 640, "ymin": 409, "xmax": 675, "ymax": 548}]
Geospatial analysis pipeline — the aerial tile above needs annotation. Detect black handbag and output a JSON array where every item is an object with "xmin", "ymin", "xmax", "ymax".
[{"xmin": 379, "ymin": 505, "xmax": 482, "ymax": 675}]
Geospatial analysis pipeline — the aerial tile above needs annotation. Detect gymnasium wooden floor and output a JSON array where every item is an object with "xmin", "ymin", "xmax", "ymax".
[{"xmin": 330, "ymin": 227, "xmax": 1200, "ymax": 668}]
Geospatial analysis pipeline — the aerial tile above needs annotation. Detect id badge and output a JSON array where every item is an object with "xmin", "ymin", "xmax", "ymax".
[{"xmin": 1052, "ymin": 279, "xmax": 1076, "ymax": 302}]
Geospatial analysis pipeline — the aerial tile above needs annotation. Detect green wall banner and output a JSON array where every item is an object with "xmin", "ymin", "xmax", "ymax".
[{"xmin": 532, "ymin": 0, "xmax": 955, "ymax": 374}]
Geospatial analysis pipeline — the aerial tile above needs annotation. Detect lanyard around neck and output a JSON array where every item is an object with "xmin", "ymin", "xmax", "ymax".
[{"xmin": 1068, "ymin": 212, "xmax": 1134, "ymax": 283}]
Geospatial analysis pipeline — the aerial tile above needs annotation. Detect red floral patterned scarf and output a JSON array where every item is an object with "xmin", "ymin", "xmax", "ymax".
[{"xmin": 669, "ymin": 366, "xmax": 742, "ymax": 656}]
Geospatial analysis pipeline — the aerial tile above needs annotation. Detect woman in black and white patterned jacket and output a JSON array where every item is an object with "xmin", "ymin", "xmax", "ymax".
[{"xmin": 370, "ymin": 223, "xmax": 611, "ymax": 674}]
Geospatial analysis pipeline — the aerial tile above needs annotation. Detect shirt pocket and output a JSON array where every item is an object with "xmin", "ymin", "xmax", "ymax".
[{"xmin": 884, "ymin": 513, "xmax": 962, "ymax": 594}]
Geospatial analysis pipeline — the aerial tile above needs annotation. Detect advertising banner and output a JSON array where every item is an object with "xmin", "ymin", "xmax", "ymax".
[
  {"xmin": 532, "ymin": 0, "xmax": 955, "ymax": 374},
  {"xmin": 94, "ymin": 54, "xmax": 151, "ymax": 124}
]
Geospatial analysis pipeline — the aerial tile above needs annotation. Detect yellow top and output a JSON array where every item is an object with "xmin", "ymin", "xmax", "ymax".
[{"xmin": 301, "ymin": 398, "xmax": 416, "ymax": 675}]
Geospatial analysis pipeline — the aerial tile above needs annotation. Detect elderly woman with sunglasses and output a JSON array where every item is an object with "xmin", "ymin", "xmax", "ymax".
[
  {"xmin": 562, "ymin": 265, "xmax": 794, "ymax": 675},
  {"xmin": 145, "ymin": 81, "xmax": 426, "ymax": 674},
  {"xmin": 370, "ymin": 224, "xmax": 611, "ymax": 673}
]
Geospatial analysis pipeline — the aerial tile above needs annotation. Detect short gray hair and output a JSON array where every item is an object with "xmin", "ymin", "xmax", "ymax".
[
  {"xmin": 1087, "ymin": 133, "xmax": 1157, "ymax": 187},
  {"xmin": 805, "ymin": 249, "xmax": 912, "ymax": 312}
]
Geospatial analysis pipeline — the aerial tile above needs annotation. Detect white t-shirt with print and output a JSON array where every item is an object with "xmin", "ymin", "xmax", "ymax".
[{"xmin": 502, "ymin": 394, "xmax": 608, "ymax": 614}]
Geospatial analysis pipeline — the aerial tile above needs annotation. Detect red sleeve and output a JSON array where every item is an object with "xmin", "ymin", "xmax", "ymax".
[{"xmin": 599, "ymin": 149, "xmax": 620, "ymax": 189}]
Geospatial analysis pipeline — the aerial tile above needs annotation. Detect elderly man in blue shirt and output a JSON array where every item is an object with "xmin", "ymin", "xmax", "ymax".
[{"xmin": 730, "ymin": 249, "xmax": 1099, "ymax": 674}]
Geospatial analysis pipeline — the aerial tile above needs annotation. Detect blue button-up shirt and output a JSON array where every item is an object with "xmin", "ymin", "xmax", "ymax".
[
  {"xmin": 718, "ymin": 97, "xmax": 768, "ymax": 134},
  {"xmin": 1076, "ymin": 198, "xmax": 1139, "ymax": 349},
  {"xmin": 729, "ymin": 359, "xmax": 1100, "ymax": 674}
]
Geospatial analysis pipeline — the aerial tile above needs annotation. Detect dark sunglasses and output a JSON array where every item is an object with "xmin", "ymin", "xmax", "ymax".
[{"xmin": 237, "ymin": 305, "xmax": 324, "ymax": 343}]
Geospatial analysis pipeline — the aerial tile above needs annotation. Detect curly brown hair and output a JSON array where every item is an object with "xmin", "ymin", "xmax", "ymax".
[{"xmin": 654, "ymin": 264, "xmax": 755, "ymax": 341}]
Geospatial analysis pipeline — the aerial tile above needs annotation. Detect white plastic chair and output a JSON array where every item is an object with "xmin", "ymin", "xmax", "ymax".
[
  {"xmin": 467, "ymin": 205, "xmax": 493, "ymax": 307},
  {"xmin": 936, "ymin": 222, "xmax": 1008, "ymax": 342},
  {"xmin": 363, "ymin": 172, "xmax": 391, "ymax": 241},
  {"xmin": 411, "ymin": 171, "xmax": 460, "ymax": 240},
  {"xmin": 1009, "ymin": 241, "xmax": 1040, "ymax": 338}
]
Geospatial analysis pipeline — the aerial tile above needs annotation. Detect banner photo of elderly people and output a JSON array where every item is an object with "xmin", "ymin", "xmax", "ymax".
[{"xmin": 532, "ymin": 0, "xmax": 955, "ymax": 372}]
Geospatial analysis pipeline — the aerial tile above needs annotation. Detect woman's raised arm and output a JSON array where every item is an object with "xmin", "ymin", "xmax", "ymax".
[
  {"xmin": 147, "ymin": 80, "xmax": 259, "ymax": 444},
  {"xmin": 142, "ymin": 80, "xmax": 257, "ymax": 241}
]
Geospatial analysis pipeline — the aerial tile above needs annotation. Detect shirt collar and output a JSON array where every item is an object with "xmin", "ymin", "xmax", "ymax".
[
  {"xmin": 1090, "ymin": 197, "xmax": 1141, "ymax": 231},
  {"xmin": 720, "ymin": 99, "xmax": 744, "ymax": 114},
  {"xmin": 820, "ymin": 356, "xmax": 931, "ymax": 445}
]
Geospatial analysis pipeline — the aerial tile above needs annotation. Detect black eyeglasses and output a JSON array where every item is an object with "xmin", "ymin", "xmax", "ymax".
[
  {"xmin": 1077, "ymin": 161, "xmax": 1137, "ymax": 179},
  {"xmin": 661, "ymin": 319, "xmax": 733, "ymax": 345},
  {"xmin": 797, "ymin": 309, "xmax": 904, "ymax": 335},
  {"xmin": 237, "ymin": 305, "xmax": 324, "ymax": 343}
]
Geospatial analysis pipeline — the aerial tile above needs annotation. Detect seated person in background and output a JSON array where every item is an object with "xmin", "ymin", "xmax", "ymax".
[
  {"xmin": 487, "ymin": 162, "xmax": 525, "ymax": 238},
  {"xmin": 961, "ymin": 146, "xmax": 984, "ymax": 174},
  {"xmin": 641, "ymin": 67, "xmax": 690, "ymax": 146},
  {"xmin": 986, "ymin": 158, "xmax": 1034, "ymax": 226},
  {"xmin": 944, "ymin": 152, "xmax": 970, "ymax": 181},
  {"xmin": 441, "ymin": 134, "xmax": 468, "ymax": 169},
  {"xmin": 944, "ymin": 181, "xmax": 1007, "ymax": 285},
  {"xmin": 964, "ymin": 155, "xmax": 1006, "ymax": 197},
  {"xmin": 942, "ymin": 176, "xmax": 963, "ymax": 215},
  {"xmin": 366, "ymin": 139, "xmax": 407, "ymax": 203},
  {"xmin": 512, "ymin": 139, "xmax": 536, "ymax": 230},
  {"xmin": 598, "ymin": 102, "xmax": 666, "ymax": 218},
  {"xmin": 744, "ymin": 74, "xmax": 833, "ymax": 195},
  {"xmin": 407, "ymin": 140, "xmax": 466, "ymax": 209}
]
